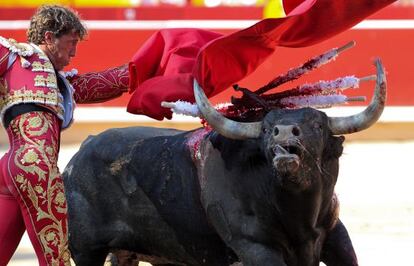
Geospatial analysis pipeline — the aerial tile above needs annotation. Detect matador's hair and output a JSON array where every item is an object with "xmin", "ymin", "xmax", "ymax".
[{"xmin": 27, "ymin": 5, "xmax": 87, "ymax": 44}]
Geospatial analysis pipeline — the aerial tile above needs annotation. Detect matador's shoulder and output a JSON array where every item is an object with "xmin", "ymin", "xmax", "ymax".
[{"xmin": 0, "ymin": 36, "xmax": 34, "ymax": 57}]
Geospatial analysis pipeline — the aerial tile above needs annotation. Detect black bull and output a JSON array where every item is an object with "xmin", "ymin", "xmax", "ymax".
[{"xmin": 63, "ymin": 60, "xmax": 386, "ymax": 266}]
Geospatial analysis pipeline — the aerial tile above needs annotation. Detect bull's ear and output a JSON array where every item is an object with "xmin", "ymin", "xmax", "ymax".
[
  {"xmin": 325, "ymin": 136, "xmax": 345, "ymax": 159},
  {"xmin": 336, "ymin": 135, "xmax": 345, "ymax": 144}
]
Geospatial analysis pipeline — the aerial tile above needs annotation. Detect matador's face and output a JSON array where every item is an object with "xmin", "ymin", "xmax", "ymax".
[{"xmin": 44, "ymin": 31, "xmax": 80, "ymax": 71}]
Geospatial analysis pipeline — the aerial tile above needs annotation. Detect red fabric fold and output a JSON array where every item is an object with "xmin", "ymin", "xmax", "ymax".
[
  {"xmin": 127, "ymin": 28, "xmax": 222, "ymax": 120},
  {"xmin": 194, "ymin": 0, "xmax": 396, "ymax": 97},
  {"xmin": 127, "ymin": 0, "xmax": 396, "ymax": 120}
]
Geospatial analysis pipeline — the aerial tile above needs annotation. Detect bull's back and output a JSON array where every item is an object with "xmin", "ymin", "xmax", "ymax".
[{"xmin": 63, "ymin": 126, "xmax": 227, "ymax": 264}]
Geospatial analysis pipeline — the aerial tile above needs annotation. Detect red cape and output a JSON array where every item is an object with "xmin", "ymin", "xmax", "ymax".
[{"xmin": 128, "ymin": 0, "xmax": 396, "ymax": 120}]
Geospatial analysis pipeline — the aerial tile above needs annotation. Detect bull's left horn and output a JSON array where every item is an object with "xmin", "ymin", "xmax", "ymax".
[
  {"xmin": 328, "ymin": 58, "xmax": 386, "ymax": 135},
  {"xmin": 194, "ymin": 79, "xmax": 262, "ymax": 140}
]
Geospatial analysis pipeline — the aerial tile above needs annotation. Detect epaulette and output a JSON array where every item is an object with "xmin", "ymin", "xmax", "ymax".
[{"xmin": 0, "ymin": 36, "xmax": 34, "ymax": 57}]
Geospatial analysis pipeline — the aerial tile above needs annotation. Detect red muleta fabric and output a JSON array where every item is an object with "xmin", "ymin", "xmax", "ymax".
[
  {"xmin": 128, "ymin": 0, "xmax": 397, "ymax": 120},
  {"xmin": 128, "ymin": 28, "xmax": 222, "ymax": 120}
]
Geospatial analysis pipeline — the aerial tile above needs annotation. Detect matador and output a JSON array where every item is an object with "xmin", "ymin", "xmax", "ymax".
[{"xmin": 0, "ymin": 5, "xmax": 128, "ymax": 265}]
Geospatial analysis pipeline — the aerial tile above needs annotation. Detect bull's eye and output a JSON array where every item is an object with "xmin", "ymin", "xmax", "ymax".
[
  {"xmin": 262, "ymin": 127, "xmax": 268, "ymax": 134},
  {"xmin": 273, "ymin": 127, "xmax": 279, "ymax": 136},
  {"xmin": 292, "ymin": 126, "xmax": 300, "ymax": 136},
  {"xmin": 314, "ymin": 122, "xmax": 322, "ymax": 130}
]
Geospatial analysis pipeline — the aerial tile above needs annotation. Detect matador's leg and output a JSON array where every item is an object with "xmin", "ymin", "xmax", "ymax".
[
  {"xmin": 3, "ymin": 111, "xmax": 71, "ymax": 266},
  {"xmin": 0, "ymin": 152, "xmax": 26, "ymax": 264}
]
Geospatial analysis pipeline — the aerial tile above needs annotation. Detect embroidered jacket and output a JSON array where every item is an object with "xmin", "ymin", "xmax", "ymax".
[
  {"xmin": 0, "ymin": 36, "xmax": 129, "ymax": 129},
  {"xmin": 0, "ymin": 37, "xmax": 65, "ymax": 125}
]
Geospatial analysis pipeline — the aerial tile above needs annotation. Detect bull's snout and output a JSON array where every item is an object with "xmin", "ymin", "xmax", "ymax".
[
  {"xmin": 272, "ymin": 125, "xmax": 301, "ymax": 141},
  {"xmin": 271, "ymin": 125, "xmax": 302, "ymax": 174}
]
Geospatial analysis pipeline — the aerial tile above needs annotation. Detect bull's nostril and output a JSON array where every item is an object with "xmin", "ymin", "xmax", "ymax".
[
  {"xmin": 292, "ymin": 127, "xmax": 300, "ymax": 136},
  {"xmin": 273, "ymin": 127, "xmax": 279, "ymax": 136}
]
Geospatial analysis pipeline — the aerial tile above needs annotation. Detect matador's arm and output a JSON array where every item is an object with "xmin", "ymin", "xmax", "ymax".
[{"xmin": 68, "ymin": 64, "xmax": 129, "ymax": 104}]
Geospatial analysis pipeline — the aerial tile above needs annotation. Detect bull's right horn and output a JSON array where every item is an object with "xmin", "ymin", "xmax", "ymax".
[
  {"xmin": 193, "ymin": 79, "xmax": 262, "ymax": 140},
  {"xmin": 328, "ymin": 58, "xmax": 386, "ymax": 135}
]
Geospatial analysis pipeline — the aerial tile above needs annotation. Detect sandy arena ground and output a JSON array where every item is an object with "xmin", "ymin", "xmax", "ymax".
[{"xmin": 3, "ymin": 140, "xmax": 414, "ymax": 266}]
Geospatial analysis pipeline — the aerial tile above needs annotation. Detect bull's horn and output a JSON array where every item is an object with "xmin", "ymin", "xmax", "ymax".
[
  {"xmin": 194, "ymin": 79, "xmax": 262, "ymax": 140},
  {"xmin": 328, "ymin": 59, "xmax": 386, "ymax": 135}
]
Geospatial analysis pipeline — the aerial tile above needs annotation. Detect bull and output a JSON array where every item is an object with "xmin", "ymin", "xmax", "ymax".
[{"xmin": 63, "ymin": 60, "xmax": 386, "ymax": 266}]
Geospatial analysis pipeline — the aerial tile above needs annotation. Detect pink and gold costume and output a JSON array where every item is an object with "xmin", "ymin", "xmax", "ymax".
[{"xmin": 0, "ymin": 36, "xmax": 128, "ymax": 265}]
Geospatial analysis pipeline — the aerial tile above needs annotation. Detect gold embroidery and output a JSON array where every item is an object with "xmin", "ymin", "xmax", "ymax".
[
  {"xmin": 21, "ymin": 149, "xmax": 40, "ymax": 164},
  {"xmin": 62, "ymin": 250, "xmax": 71, "ymax": 263},
  {"xmin": 45, "ymin": 74, "xmax": 57, "ymax": 88},
  {"xmin": 34, "ymin": 75, "xmax": 46, "ymax": 87},
  {"xmin": 1, "ymin": 88, "xmax": 59, "ymax": 104},
  {"xmin": 34, "ymin": 185, "xmax": 44, "ymax": 194},
  {"xmin": 43, "ymin": 61, "xmax": 53, "ymax": 70},
  {"xmin": 8, "ymin": 38, "xmax": 24, "ymax": 50},
  {"xmin": 31, "ymin": 61, "xmax": 43, "ymax": 71},
  {"xmin": 45, "ymin": 146, "xmax": 54, "ymax": 157},
  {"xmin": 34, "ymin": 75, "xmax": 46, "ymax": 86},
  {"xmin": 72, "ymin": 65, "xmax": 129, "ymax": 103},
  {"xmin": 32, "ymin": 46, "xmax": 49, "ymax": 61},
  {"xmin": 15, "ymin": 174, "xmax": 28, "ymax": 191},
  {"xmin": 28, "ymin": 116, "xmax": 42, "ymax": 127},
  {"xmin": 54, "ymin": 191, "xmax": 65, "ymax": 206},
  {"xmin": 32, "ymin": 61, "xmax": 54, "ymax": 73},
  {"xmin": 11, "ymin": 112, "xmax": 70, "ymax": 264},
  {"xmin": 46, "ymin": 231, "xmax": 56, "ymax": 242},
  {"xmin": 15, "ymin": 174, "xmax": 24, "ymax": 183},
  {"xmin": 34, "ymin": 74, "xmax": 57, "ymax": 88},
  {"xmin": 26, "ymin": 115, "xmax": 50, "ymax": 137},
  {"xmin": 3, "ymin": 38, "xmax": 34, "ymax": 56},
  {"xmin": 0, "ymin": 88, "xmax": 64, "ymax": 118},
  {"xmin": 15, "ymin": 146, "xmax": 47, "ymax": 181}
]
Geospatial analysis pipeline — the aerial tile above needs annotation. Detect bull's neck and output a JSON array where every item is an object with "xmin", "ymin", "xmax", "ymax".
[
  {"xmin": 276, "ymin": 184, "xmax": 325, "ymax": 265},
  {"xmin": 277, "ymin": 183, "xmax": 323, "ymax": 227}
]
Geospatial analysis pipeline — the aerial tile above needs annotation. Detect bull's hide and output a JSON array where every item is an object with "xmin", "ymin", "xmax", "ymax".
[
  {"xmin": 64, "ymin": 54, "xmax": 386, "ymax": 266},
  {"xmin": 63, "ymin": 108, "xmax": 357, "ymax": 266}
]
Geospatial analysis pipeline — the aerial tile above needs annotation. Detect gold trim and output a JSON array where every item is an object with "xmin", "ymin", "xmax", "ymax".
[
  {"xmin": 34, "ymin": 74, "xmax": 57, "ymax": 89},
  {"xmin": 0, "ymin": 88, "xmax": 61, "ymax": 105},
  {"xmin": 1, "ymin": 38, "xmax": 34, "ymax": 57},
  {"xmin": 44, "ymin": 61, "xmax": 53, "ymax": 70},
  {"xmin": 0, "ymin": 50, "xmax": 10, "ymax": 66},
  {"xmin": 32, "ymin": 61, "xmax": 54, "ymax": 73},
  {"xmin": 0, "ymin": 88, "xmax": 64, "ymax": 118},
  {"xmin": 45, "ymin": 74, "xmax": 57, "ymax": 88},
  {"xmin": 34, "ymin": 75, "xmax": 46, "ymax": 87},
  {"xmin": 10, "ymin": 112, "xmax": 70, "ymax": 264},
  {"xmin": 31, "ymin": 61, "xmax": 43, "ymax": 71}
]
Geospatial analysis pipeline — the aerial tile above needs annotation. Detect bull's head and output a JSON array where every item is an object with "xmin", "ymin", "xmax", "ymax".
[
  {"xmin": 194, "ymin": 59, "xmax": 386, "ymax": 189},
  {"xmin": 259, "ymin": 107, "xmax": 345, "ymax": 190}
]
